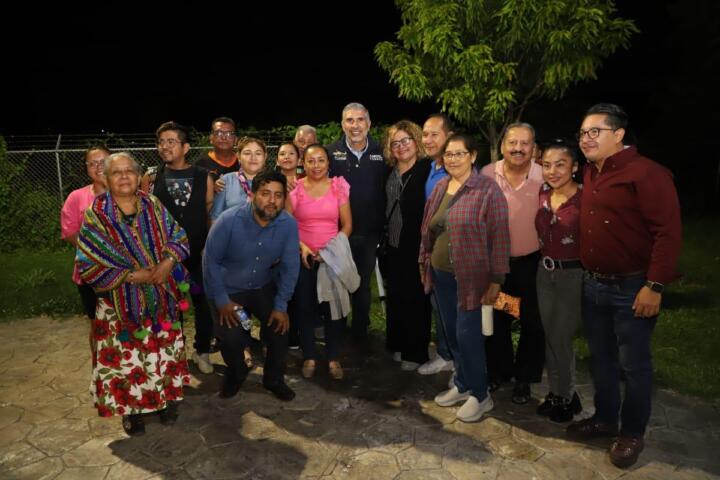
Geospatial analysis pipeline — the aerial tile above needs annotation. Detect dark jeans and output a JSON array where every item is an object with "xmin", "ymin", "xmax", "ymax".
[
  {"xmin": 77, "ymin": 283, "xmax": 98, "ymax": 319},
  {"xmin": 485, "ymin": 250, "xmax": 545, "ymax": 384},
  {"xmin": 186, "ymin": 262, "xmax": 213, "ymax": 354},
  {"xmin": 385, "ymin": 246, "xmax": 431, "ymax": 363},
  {"xmin": 292, "ymin": 263, "xmax": 343, "ymax": 360},
  {"xmin": 432, "ymin": 269, "xmax": 489, "ymax": 401},
  {"xmin": 583, "ymin": 274, "xmax": 656, "ymax": 437},
  {"xmin": 213, "ymin": 282, "xmax": 288, "ymax": 387},
  {"xmin": 431, "ymin": 292, "xmax": 452, "ymax": 361},
  {"xmin": 348, "ymin": 233, "xmax": 380, "ymax": 339}
]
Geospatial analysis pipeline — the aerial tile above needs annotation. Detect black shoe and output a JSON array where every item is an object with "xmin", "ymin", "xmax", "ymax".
[
  {"xmin": 536, "ymin": 392, "xmax": 557, "ymax": 416},
  {"xmin": 566, "ymin": 416, "xmax": 619, "ymax": 440},
  {"xmin": 122, "ymin": 414, "xmax": 145, "ymax": 436},
  {"xmin": 159, "ymin": 401, "xmax": 179, "ymax": 425},
  {"xmin": 550, "ymin": 393, "xmax": 583, "ymax": 423},
  {"xmin": 511, "ymin": 382, "xmax": 531, "ymax": 405},
  {"xmin": 219, "ymin": 376, "xmax": 242, "ymax": 399},
  {"xmin": 264, "ymin": 382, "xmax": 296, "ymax": 401}
]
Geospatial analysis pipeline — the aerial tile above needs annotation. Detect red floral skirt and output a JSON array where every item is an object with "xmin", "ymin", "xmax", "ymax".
[{"xmin": 90, "ymin": 297, "xmax": 190, "ymax": 417}]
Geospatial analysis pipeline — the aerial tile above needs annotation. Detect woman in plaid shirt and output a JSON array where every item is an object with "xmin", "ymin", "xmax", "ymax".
[{"xmin": 419, "ymin": 133, "xmax": 511, "ymax": 422}]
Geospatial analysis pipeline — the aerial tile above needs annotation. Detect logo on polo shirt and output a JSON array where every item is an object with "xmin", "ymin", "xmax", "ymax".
[
  {"xmin": 369, "ymin": 154, "xmax": 383, "ymax": 162},
  {"xmin": 332, "ymin": 150, "xmax": 347, "ymax": 161}
]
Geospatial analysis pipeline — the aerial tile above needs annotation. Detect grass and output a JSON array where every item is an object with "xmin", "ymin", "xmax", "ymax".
[{"xmin": 1, "ymin": 218, "xmax": 718, "ymax": 400}]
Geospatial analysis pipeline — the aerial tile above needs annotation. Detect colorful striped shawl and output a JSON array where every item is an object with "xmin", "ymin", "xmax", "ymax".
[{"xmin": 76, "ymin": 191, "xmax": 190, "ymax": 328}]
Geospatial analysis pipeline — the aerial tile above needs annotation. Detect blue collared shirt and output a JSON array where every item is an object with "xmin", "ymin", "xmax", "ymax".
[
  {"xmin": 346, "ymin": 137, "xmax": 369, "ymax": 161},
  {"xmin": 425, "ymin": 160, "xmax": 448, "ymax": 200},
  {"xmin": 203, "ymin": 203, "xmax": 300, "ymax": 312}
]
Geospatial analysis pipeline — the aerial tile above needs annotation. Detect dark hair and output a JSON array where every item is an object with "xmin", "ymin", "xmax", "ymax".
[
  {"xmin": 156, "ymin": 121, "xmax": 190, "ymax": 144},
  {"xmin": 211, "ymin": 116, "xmax": 236, "ymax": 131},
  {"xmin": 584, "ymin": 103, "xmax": 628, "ymax": 130},
  {"xmin": 84, "ymin": 143, "xmax": 111, "ymax": 161},
  {"xmin": 251, "ymin": 170, "xmax": 287, "ymax": 195},
  {"xmin": 279, "ymin": 142, "xmax": 300, "ymax": 158},
  {"xmin": 542, "ymin": 138, "xmax": 580, "ymax": 164},
  {"xmin": 426, "ymin": 113, "xmax": 455, "ymax": 134},
  {"xmin": 441, "ymin": 133, "xmax": 479, "ymax": 156},
  {"xmin": 302, "ymin": 143, "xmax": 330, "ymax": 161}
]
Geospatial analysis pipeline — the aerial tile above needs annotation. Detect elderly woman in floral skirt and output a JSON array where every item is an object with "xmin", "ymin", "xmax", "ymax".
[{"xmin": 76, "ymin": 152, "xmax": 191, "ymax": 436}]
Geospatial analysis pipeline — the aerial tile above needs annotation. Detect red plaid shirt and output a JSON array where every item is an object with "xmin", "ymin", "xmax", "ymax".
[{"xmin": 419, "ymin": 170, "xmax": 511, "ymax": 310}]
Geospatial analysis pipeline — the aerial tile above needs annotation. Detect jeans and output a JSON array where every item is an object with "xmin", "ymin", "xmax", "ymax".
[
  {"xmin": 432, "ymin": 269, "xmax": 489, "ymax": 401},
  {"xmin": 292, "ymin": 263, "xmax": 343, "ymax": 360},
  {"xmin": 431, "ymin": 292, "xmax": 452, "ymax": 361},
  {"xmin": 213, "ymin": 282, "xmax": 288, "ymax": 387},
  {"xmin": 348, "ymin": 233, "xmax": 380, "ymax": 339},
  {"xmin": 583, "ymin": 274, "xmax": 656, "ymax": 437}
]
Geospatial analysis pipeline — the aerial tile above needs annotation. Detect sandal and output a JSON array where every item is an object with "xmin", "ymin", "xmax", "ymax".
[
  {"xmin": 244, "ymin": 347, "xmax": 254, "ymax": 369},
  {"xmin": 302, "ymin": 359, "xmax": 316, "ymax": 379},
  {"xmin": 512, "ymin": 382, "xmax": 531, "ymax": 405},
  {"xmin": 122, "ymin": 414, "xmax": 145, "ymax": 436},
  {"xmin": 329, "ymin": 361, "xmax": 344, "ymax": 380}
]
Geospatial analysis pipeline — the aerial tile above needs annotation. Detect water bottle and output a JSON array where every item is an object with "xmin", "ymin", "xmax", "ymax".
[{"xmin": 233, "ymin": 306, "xmax": 252, "ymax": 331}]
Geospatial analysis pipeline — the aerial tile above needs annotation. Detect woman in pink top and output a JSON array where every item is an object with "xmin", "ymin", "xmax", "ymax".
[
  {"xmin": 287, "ymin": 144, "xmax": 352, "ymax": 380},
  {"xmin": 60, "ymin": 145, "xmax": 110, "ymax": 349}
]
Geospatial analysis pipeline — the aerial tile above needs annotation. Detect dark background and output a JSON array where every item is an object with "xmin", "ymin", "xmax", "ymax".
[{"xmin": 2, "ymin": 2, "xmax": 719, "ymax": 211}]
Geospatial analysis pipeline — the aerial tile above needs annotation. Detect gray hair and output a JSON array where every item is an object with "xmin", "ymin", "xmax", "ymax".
[
  {"xmin": 295, "ymin": 125, "xmax": 317, "ymax": 138},
  {"xmin": 341, "ymin": 102, "xmax": 370, "ymax": 122},
  {"xmin": 103, "ymin": 152, "xmax": 143, "ymax": 178},
  {"xmin": 503, "ymin": 122, "xmax": 536, "ymax": 142}
]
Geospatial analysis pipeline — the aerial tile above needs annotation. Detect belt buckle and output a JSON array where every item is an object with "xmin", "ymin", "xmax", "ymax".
[{"xmin": 542, "ymin": 256, "xmax": 556, "ymax": 271}]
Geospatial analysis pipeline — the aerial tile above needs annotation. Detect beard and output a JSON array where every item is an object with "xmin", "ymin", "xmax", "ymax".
[{"xmin": 253, "ymin": 202, "xmax": 280, "ymax": 221}]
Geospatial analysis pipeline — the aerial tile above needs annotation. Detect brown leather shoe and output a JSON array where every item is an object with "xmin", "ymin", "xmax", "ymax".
[
  {"xmin": 609, "ymin": 436, "xmax": 644, "ymax": 468},
  {"xmin": 566, "ymin": 417, "xmax": 619, "ymax": 440}
]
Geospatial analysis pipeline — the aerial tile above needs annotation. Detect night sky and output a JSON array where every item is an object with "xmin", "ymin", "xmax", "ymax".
[{"xmin": 2, "ymin": 2, "xmax": 719, "ymax": 210}]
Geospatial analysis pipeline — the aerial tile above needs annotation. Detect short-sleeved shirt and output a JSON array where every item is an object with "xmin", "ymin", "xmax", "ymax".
[
  {"xmin": 535, "ymin": 183, "xmax": 582, "ymax": 260},
  {"xmin": 289, "ymin": 176, "xmax": 350, "ymax": 252},
  {"xmin": 163, "ymin": 167, "xmax": 194, "ymax": 207},
  {"xmin": 481, "ymin": 160, "xmax": 543, "ymax": 257},
  {"xmin": 61, "ymin": 184, "xmax": 99, "ymax": 284}
]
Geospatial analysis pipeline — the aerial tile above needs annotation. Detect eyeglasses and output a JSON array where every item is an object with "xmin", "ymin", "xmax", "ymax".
[
  {"xmin": 157, "ymin": 139, "xmax": 183, "ymax": 147},
  {"xmin": 442, "ymin": 151, "xmax": 470, "ymax": 161},
  {"xmin": 86, "ymin": 160, "xmax": 104, "ymax": 168},
  {"xmin": 576, "ymin": 127, "xmax": 615, "ymax": 140},
  {"xmin": 212, "ymin": 130, "xmax": 236, "ymax": 139},
  {"xmin": 390, "ymin": 137, "xmax": 414, "ymax": 149}
]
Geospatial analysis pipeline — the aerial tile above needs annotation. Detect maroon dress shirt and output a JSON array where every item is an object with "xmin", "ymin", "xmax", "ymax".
[{"xmin": 580, "ymin": 146, "xmax": 682, "ymax": 284}]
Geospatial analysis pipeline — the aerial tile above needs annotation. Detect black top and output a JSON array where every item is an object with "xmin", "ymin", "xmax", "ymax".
[
  {"xmin": 327, "ymin": 135, "xmax": 388, "ymax": 236},
  {"xmin": 386, "ymin": 158, "xmax": 431, "ymax": 260},
  {"xmin": 195, "ymin": 152, "xmax": 239, "ymax": 181}
]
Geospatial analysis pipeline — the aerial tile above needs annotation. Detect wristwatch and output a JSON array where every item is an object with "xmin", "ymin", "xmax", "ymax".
[{"xmin": 645, "ymin": 280, "xmax": 664, "ymax": 293}]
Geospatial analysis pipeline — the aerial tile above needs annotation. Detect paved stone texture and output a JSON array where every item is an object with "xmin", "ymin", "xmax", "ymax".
[{"xmin": 1, "ymin": 317, "xmax": 719, "ymax": 479}]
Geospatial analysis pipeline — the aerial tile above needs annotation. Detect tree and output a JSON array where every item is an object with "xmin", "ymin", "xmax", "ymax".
[{"xmin": 375, "ymin": 0, "xmax": 638, "ymax": 160}]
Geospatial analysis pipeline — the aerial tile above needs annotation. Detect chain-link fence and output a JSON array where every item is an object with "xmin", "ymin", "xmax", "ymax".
[{"xmin": 2, "ymin": 134, "xmax": 283, "ymax": 251}]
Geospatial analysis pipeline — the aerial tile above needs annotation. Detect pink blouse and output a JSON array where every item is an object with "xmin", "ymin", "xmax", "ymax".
[
  {"xmin": 61, "ymin": 185, "xmax": 98, "ymax": 284},
  {"xmin": 289, "ymin": 176, "xmax": 350, "ymax": 252}
]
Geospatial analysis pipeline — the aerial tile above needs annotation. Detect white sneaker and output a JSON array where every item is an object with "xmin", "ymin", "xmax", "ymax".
[
  {"xmin": 456, "ymin": 395, "xmax": 494, "ymax": 422},
  {"xmin": 193, "ymin": 352, "xmax": 214, "ymax": 374},
  {"xmin": 418, "ymin": 357, "xmax": 454, "ymax": 375},
  {"xmin": 448, "ymin": 371, "xmax": 456, "ymax": 389},
  {"xmin": 434, "ymin": 386, "xmax": 470, "ymax": 407},
  {"xmin": 401, "ymin": 360, "xmax": 420, "ymax": 371},
  {"xmin": 392, "ymin": 352, "xmax": 402, "ymax": 362}
]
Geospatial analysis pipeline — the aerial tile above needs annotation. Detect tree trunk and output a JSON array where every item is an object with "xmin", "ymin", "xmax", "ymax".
[{"xmin": 488, "ymin": 125, "xmax": 500, "ymax": 163}]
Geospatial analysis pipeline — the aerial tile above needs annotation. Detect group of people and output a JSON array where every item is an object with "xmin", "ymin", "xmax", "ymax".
[{"xmin": 60, "ymin": 101, "xmax": 681, "ymax": 469}]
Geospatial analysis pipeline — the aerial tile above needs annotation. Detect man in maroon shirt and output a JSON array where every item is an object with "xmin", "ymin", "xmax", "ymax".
[{"xmin": 566, "ymin": 103, "xmax": 682, "ymax": 469}]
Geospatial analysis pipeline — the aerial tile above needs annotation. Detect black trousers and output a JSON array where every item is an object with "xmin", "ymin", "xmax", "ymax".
[
  {"xmin": 185, "ymin": 260, "xmax": 213, "ymax": 354},
  {"xmin": 213, "ymin": 282, "xmax": 288, "ymax": 386},
  {"xmin": 485, "ymin": 250, "xmax": 545, "ymax": 384},
  {"xmin": 77, "ymin": 283, "xmax": 98, "ymax": 319},
  {"xmin": 385, "ymin": 246, "xmax": 431, "ymax": 364}
]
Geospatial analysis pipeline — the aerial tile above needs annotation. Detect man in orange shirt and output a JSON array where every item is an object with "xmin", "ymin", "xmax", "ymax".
[{"xmin": 196, "ymin": 117, "xmax": 239, "ymax": 183}]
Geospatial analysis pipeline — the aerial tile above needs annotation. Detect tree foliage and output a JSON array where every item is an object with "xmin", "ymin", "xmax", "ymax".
[{"xmin": 375, "ymin": 0, "xmax": 637, "ymax": 158}]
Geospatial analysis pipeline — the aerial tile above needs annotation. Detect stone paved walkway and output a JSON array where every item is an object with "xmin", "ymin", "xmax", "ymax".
[{"xmin": 0, "ymin": 317, "xmax": 719, "ymax": 479}]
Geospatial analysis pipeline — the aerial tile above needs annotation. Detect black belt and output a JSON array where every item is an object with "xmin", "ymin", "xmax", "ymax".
[
  {"xmin": 541, "ymin": 256, "xmax": 583, "ymax": 271},
  {"xmin": 586, "ymin": 270, "xmax": 645, "ymax": 284}
]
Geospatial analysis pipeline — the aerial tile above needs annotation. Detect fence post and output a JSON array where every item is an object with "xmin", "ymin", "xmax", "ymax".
[{"xmin": 55, "ymin": 134, "xmax": 64, "ymax": 205}]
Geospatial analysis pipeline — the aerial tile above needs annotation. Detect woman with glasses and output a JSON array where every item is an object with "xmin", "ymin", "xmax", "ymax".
[
  {"xmin": 61, "ymin": 144, "xmax": 110, "ymax": 351},
  {"xmin": 534, "ymin": 139, "xmax": 584, "ymax": 422},
  {"xmin": 419, "ymin": 133, "xmax": 510, "ymax": 422},
  {"xmin": 76, "ymin": 152, "xmax": 191, "ymax": 436},
  {"xmin": 211, "ymin": 136, "xmax": 268, "ymax": 221},
  {"xmin": 382, "ymin": 120, "xmax": 432, "ymax": 371}
]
